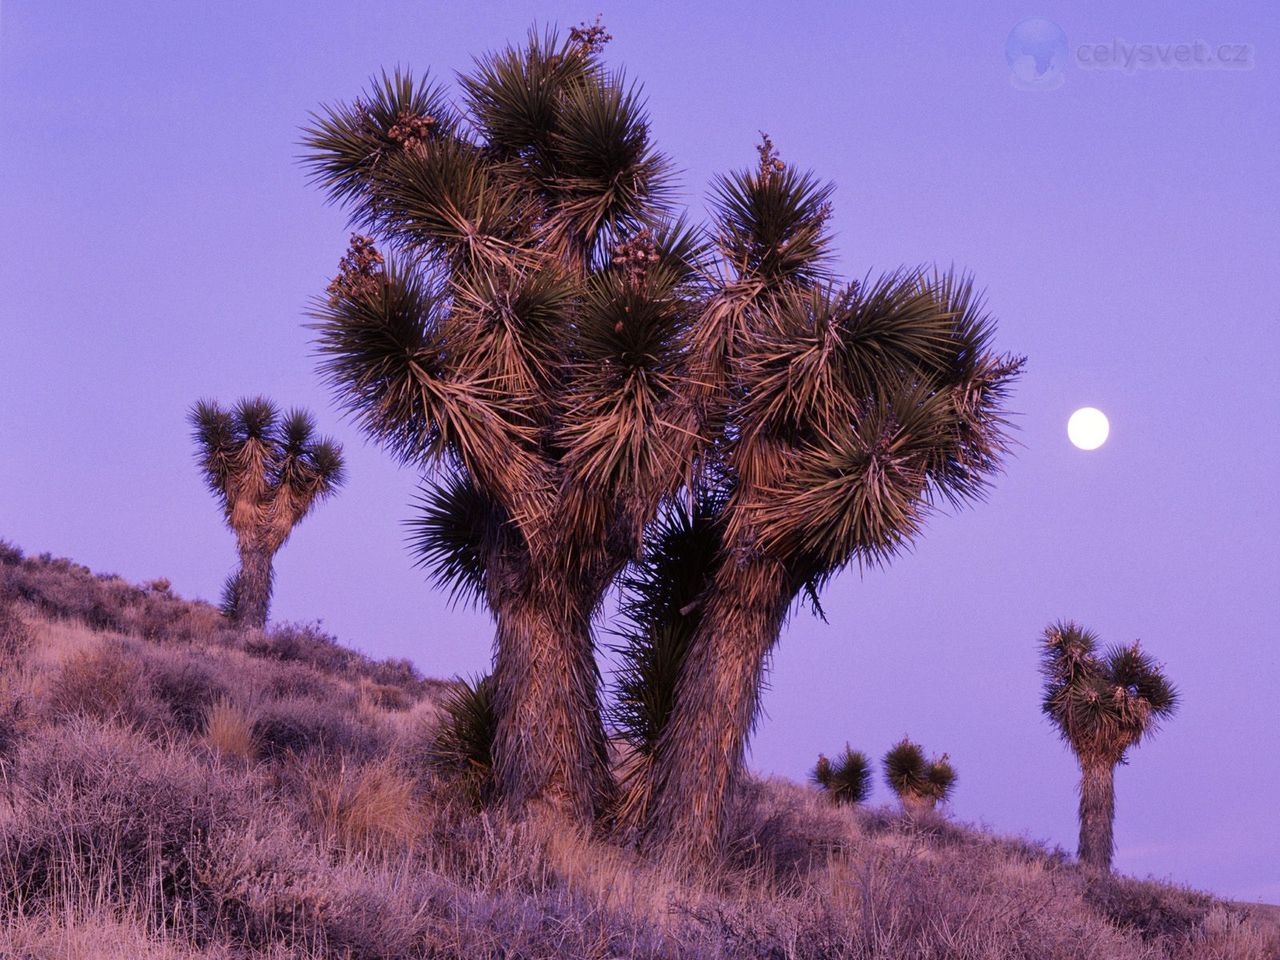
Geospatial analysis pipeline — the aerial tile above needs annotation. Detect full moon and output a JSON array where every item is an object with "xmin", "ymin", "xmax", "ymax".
[{"xmin": 1068, "ymin": 407, "xmax": 1109, "ymax": 450}]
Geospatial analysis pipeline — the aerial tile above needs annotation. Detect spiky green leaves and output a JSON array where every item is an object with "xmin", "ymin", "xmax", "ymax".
[
  {"xmin": 610, "ymin": 496, "xmax": 722, "ymax": 829},
  {"xmin": 311, "ymin": 257, "xmax": 549, "ymax": 516},
  {"xmin": 302, "ymin": 69, "xmax": 460, "ymax": 227},
  {"xmin": 406, "ymin": 471, "xmax": 514, "ymax": 610},
  {"xmin": 459, "ymin": 29, "xmax": 671, "ymax": 260},
  {"xmin": 429, "ymin": 675, "xmax": 496, "ymax": 793},
  {"xmin": 461, "ymin": 28, "xmax": 598, "ymax": 166},
  {"xmin": 612, "ymin": 497, "xmax": 723, "ymax": 755},
  {"xmin": 812, "ymin": 746, "xmax": 872, "ymax": 806},
  {"xmin": 544, "ymin": 76, "xmax": 673, "ymax": 252},
  {"xmin": 711, "ymin": 134, "xmax": 834, "ymax": 285},
  {"xmin": 726, "ymin": 271, "xmax": 1021, "ymax": 579},
  {"xmin": 882, "ymin": 737, "xmax": 956, "ymax": 808},
  {"xmin": 1039, "ymin": 621, "xmax": 1179, "ymax": 764},
  {"xmin": 557, "ymin": 256, "xmax": 701, "ymax": 522}
]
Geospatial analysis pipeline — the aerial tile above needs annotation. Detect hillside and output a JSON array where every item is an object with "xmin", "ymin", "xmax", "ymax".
[{"xmin": 0, "ymin": 543, "xmax": 1274, "ymax": 959}]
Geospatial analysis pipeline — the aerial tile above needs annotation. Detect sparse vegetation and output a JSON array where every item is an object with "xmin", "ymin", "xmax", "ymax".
[
  {"xmin": 882, "ymin": 736, "xmax": 957, "ymax": 810},
  {"xmin": 189, "ymin": 397, "xmax": 345, "ymax": 628},
  {"xmin": 0, "ymin": 546, "xmax": 1271, "ymax": 958},
  {"xmin": 1039, "ymin": 621, "xmax": 1179, "ymax": 873}
]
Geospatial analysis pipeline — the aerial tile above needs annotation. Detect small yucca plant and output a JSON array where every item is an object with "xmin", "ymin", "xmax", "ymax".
[
  {"xmin": 883, "ymin": 737, "xmax": 956, "ymax": 810},
  {"xmin": 428, "ymin": 676, "xmax": 496, "ymax": 799},
  {"xmin": 811, "ymin": 745, "xmax": 872, "ymax": 806}
]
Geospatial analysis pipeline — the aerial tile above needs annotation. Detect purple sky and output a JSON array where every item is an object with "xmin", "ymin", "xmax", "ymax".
[{"xmin": 2, "ymin": 1, "xmax": 1276, "ymax": 901}]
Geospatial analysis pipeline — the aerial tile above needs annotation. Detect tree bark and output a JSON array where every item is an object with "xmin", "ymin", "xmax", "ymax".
[
  {"xmin": 489, "ymin": 571, "xmax": 611, "ymax": 826},
  {"xmin": 1078, "ymin": 757, "xmax": 1116, "ymax": 872},
  {"xmin": 233, "ymin": 545, "xmax": 274, "ymax": 630},
  {"xmin": 640, "ymin": 555, "xmax": 789, "ymax": 861}
]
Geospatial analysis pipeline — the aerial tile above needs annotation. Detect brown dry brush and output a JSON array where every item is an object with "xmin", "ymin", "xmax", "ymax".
[
  {"xmin": 1039, "ymin": 621, "xmax": 1178, "ymax": 872},
  {"xmin": 189, "ymin": 398, "xmax": 344, "ymax": 629},
  {"xmin": 0, "ymin": 571, "xmax": 1272, "ymax": 959},
  {"xmin": 302, "ymin": 28, "xmax": 705, "ymax": 826}
]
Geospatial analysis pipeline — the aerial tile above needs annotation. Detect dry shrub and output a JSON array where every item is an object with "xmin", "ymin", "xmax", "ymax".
[
  {"xmin": 296, "ymin": 755, "xmax": 420, "ymax": 855},
  {"xmin": 2, "ymin": 549, "xmax": 237, "ymax": 648},
  {"xmin": 1084, "ymin": 872, "xmax": 1217, "ymax": 941},
  {"xmin": 1189, "ymin": 906, "xmax": 1280, "ymax": 960},
  {"xmin": 44, "ymin": 639, "xmax": 163, "ymax": 730},
  {"xmin": 204, "ymin": 698, "xmax": 255, "ymax": 760},
  {"xmin": 0, "ymin": 677, "xmax": 30, "ymax": 766},
  {"xmin": 0, "ymin": 539, "xmax": 23, "ymax": 565},
  {"xmin": 251, "ymin": 697, "xmax": 385, "ymax": 762},
  {"xmin": 357, "ymin": 677, "xmax": 413, "ymax": 712},
  {"xmin": 243, "ymin": 622, "xmax": 428, "ymax": 704},
  {"xmin": 0, "ymin": 720, "xmax": 239, "ymax": 929},
  {"xmin": 0, "ymin": 594, "xmax": 32, "ymax": 662},
  {"xmin": 147, "ymin": 653, "xmax": 227, "ymax": 733},
  {"xmin": 0, "ymin": 909, "xmax": 244, "ymax": 959}
]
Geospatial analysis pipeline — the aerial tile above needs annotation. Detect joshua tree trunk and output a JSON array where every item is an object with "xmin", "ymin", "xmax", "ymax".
[
  {"xmin": 641, "ymin": 556, "xmax": 789, "ymax": 861},
  {"xmin": 233, "ymin": 545, "xmax": 274, "ymax": 629},
  {"xmin": 1078, "ymin": 757, "xmax": 1116, "ymax": 872},
  {"xmin": 489, "ymin": 569, "xmax": 612, "ymax": 825}
]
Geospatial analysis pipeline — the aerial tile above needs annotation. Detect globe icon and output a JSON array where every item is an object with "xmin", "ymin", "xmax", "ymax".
[{"xmin": 1005, "ymin": 18, "xmax": 1068, "ymax": 90}]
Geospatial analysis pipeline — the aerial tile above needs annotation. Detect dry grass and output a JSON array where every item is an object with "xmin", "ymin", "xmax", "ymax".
[
  {"xmin": 298, "ymin": 754, "xmax": 421, "ymax": 855},
  {"xmin": 204, "ymin": 697, "xmax": 255, "ymax": 760},
  {"xmin": 0, "ymin": 543, "xmax": 1275, "ymax": 959}
]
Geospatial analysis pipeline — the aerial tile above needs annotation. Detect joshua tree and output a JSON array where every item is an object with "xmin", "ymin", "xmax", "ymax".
[
  {"xmin": 1039, "ymin": 621, "xmax": 1178, "ymax": 872},
  {"xmin": 812, "ymin": 746, "xmax": 873, "ymax": 806},
  {"xmin": 628, "ymin": 140, "xmax": 1021, "ymax": 859},
  {"xmin": 882, "ymin": 737, "xmax": 956, "ymax": 811},
  {"xmin": 190, "ymin": 398, "xmax": 344, "ymax": 628},
  {"xmin": 303, "ymin": 22, "xmax": 1020, "ymax": 848},
  {"xmin": 303, "ymin": 27, "xmax": 702, "ymax": 823}
]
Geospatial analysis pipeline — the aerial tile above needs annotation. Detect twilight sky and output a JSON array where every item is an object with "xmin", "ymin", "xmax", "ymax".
[{"xmin": 1, "ymin": 1, "xmax": 1276, "ymax": 901}]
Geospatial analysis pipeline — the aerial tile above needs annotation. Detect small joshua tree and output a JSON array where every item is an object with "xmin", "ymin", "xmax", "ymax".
[
  {"xmin": 1039, "ymin": 621, "xmax": 1178, "ymax": 873},
  {"xmin": 190, "ymin": 398, "xmax": 344, "ymax": 628},
  {"xmin": 812, "ymin": 745, "xmax": 873, "ymax": 806},
  {"xmin": 882, "ymin": 737, "xmax": 956, "ymax": 811}
]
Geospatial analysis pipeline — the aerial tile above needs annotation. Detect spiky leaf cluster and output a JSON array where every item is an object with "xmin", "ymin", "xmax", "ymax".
[
  {"xmin": 609, "ymin": 495, "xmax": 722, "ymax": 826},
  {"xmin": 611, "ymin": 498, "xmax": 723, "ymax": 744},
  {"xmin": 668, "ymin": 134, "xmax": 1022, "ymax": 628},
  {"xmin": 812, "ymin": 746, "xmax": 872, "ymax": 806},
  {"xmin": 882, "ymin": 737, "xmax": 956, "ymax": 806},
  {"xmin": 1039, "ymin": 621, "xmax": 1178, "ymax": 765},
  {"xmin": 429, "ymin": 675, "xmax": 496, "ymax": 786}
]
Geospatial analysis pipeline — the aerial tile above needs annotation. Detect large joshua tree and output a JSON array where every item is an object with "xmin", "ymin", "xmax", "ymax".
[
  {"xmin": 623, "ymin": 138, "xmax": 1023, "ymax": 859},
  {"xmin": 190, "ymin": 398, "xmax": 345, "ymax": 628},
  {"xmin": 1039, "ymin": 621, "xmax": 1178, "ymax": 872},
  {"xmin": 302, "ymin": 25, "xmax": 703, "ymax": 823}
]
